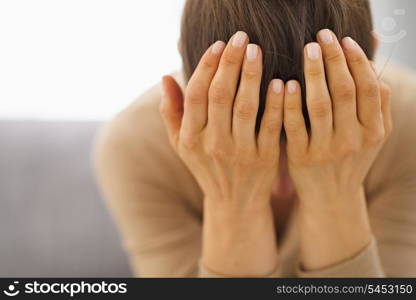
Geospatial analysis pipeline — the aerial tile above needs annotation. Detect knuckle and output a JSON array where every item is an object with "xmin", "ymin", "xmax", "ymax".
[
  {"xmin": 186, "ymin": 95, "xmax": 205, "ymax": 105},
  {"xmin": 285, "ymin": 102, "xmax": 301, "ymax": 112},
  {"xmin": 206, "ymin": 140, "xmax": 228, "ymax": 160},
  {"xmin": 333, "ymin": 80, "xmax": 355, "ymax": 101},
  {"xmin": 307, "ymin": 154, "xmax": 325, "ymax": 165},
  {"xmin": 365, "ymin": 127, "xmax": 385, "ymax": 146},
  {"xmin": 349, "ymin": 53, "xmax": 366, "ymax": 65},
  {"xmin": 180, "ymin": 132, "xmax": 199, "ymax": 151},
  {"xmin": 186, "ymin": 90, "xmax": 205, "ymax": 105},
  {"xmin": 258, "ymin": 153, "xmax": 279, "ymax": 168},
  {"xmin": 309, "ymin": 100, "xmax": 331, "ymax": 118},
  {"xmin": 186, "ymin": 83, "xmax": 206, "ymax": 105},
  {"xmin": 288, "ymin": 152, "xmax": 309, "ymax": 167},
  {"xmin": 363, "ymin": 80, "xmax": 380, "ymax": 99},
  {"xmin": 305, "ymin": 66, "xmax": 323, "ymax": 78},
  {"xmin": 338, "ymin": 140, "xmax": 360, "ymax": 156},
  {"xmin": 306, "ymin": 146, "xmax": 335, "ymax": 165},
  {"xmin": 241, "ymin": 68, "xmax": 259, "ymax": 81},
  {"xmin": 209, "ymin": 83, "xmax": 229, "ymax": 105},
  {"xmin": 234, "ymin": 150, "xmax": 256, "ymax": 167},
  {"xmin": 267, "ymin": 101, "xmax": 284, "ymax": 112},
  {"xmin": 325, "ymin": 50, "xmax": 345, "ymax": 63},
  {"xmin": 201, "ymin": 58, "xmax": 215, "ymax": 69},
  {"xmin": 284, "ymin": 120, "xmax": 303, "ymax": 136},
  {"xmin": 234, "ymin": 100, "xmax": 258, "ymax": 120},
  {"xmin": 221, "ymin": 52, "xmax": 240, "ymax": 66},
  {"xmin": 262, "ymin": 119, "xmax": 281, "ymax": 134}
]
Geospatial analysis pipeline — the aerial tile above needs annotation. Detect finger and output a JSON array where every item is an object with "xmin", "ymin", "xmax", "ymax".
[
  {"xmin": 342, "ymin": 37, "xmax": 382, "ymax": 130},
  {"xmin": 208, "ymin": 31, "xmax": 249, "ymax": 137},
  {"xmin": 317, "ymin": 29, "xmax": 357, "ymax": 134},
  {"xmin": 258, "ymin": 79, "xmax": 284, "ymax": 158},
  {"xmin": 304, "ymin": 42, "xmax": 333, "ymax": 145},
  {"xmin": 232, "ymin": 44, "xmax": 262, "ymax": 149},
  {"xmin": 182, "ymin": 40, "xmax": 226, "ymax": 135},
  {"xmin": 284, "ymin": 80, "xmax": 308, "ymax": 156},
  {"xmin": 160, "ymin": 75, "xmax": 184, "ymax": 147},
  {"xmin": 379, "ymin": 80, "xmax": 393, "ymax": 138}
]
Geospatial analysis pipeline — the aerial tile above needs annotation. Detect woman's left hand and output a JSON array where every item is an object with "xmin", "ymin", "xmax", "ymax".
[{"xmin": 283, "ymin": 29, "xmax": 392, "ymax": 271}]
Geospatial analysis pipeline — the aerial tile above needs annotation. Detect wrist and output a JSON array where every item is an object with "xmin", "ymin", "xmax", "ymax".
[
  {"xmin": 204, "ymin": 195, "xmax": 272, "ymax": 220},
  {"xmin": 297, "ymin": 187, "xmax": 372, "ymax": 271},
  {"xmin": 202, "ymin": 198, "xmax": 279, "ymax": 276},
  {"xmin": 296, "ymin": 184, "xmax": 365, "ymax": 209},
  {"xmin": 297, "ymin": 186, "xmax": 370, "ymax": 236}
]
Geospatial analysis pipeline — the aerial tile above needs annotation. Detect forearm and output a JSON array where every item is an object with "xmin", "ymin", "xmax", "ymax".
[
  {"xmin": 297, "ymin": 187, "xmax": 372, "ymax": 271},
  {"xmin": 201, "ymin": 198, "xmax": 279, "ymax": 277}
]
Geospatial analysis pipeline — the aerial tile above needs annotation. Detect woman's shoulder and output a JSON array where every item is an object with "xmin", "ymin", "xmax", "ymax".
[
  {"xmin": 379, "ymin": 61, "xmax": 416, "ymax": 147},
  {"xmin": 108, "ymin": 71, "xmax": 185, "ymax": 136},
  {"xmin": 377, "ymin": 60, "xmax": 416, "ymax": 105},
  {"xmin": 366, "ymin": 61, "xmax": 416, "ymax": 195},
  {"xmin": 377, "ymin": 61, "xmax": 416, "ymax": 144},
  {"xmin": 93, "ymin": 71, "xmax": 203, "ymax": 210},
  {"xmin": 95, "ymin": 71, "xmax": 185, "ymax": 151}
]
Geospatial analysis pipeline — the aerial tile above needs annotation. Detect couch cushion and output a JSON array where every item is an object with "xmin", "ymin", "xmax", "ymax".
[{"xmin": 0, "ymin": 121, "xmax": 131, "ymax": 277}]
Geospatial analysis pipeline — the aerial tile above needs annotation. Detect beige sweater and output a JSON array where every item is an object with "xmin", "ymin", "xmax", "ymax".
[{"xmin": 94, "ymin": 62, "xmax": 416, "ymax": 277}]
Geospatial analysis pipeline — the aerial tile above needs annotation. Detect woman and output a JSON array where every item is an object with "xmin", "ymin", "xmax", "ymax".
[{"xmin": 94, "ymin": 0, "xmax": 416, "ymax": 277}]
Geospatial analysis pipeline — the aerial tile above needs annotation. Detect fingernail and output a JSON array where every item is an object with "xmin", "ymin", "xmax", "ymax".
[
  {"xmin": 272, "ymin": 79, "xmax": 283, "ymax": 94},
  {"xmin": 318, "ymin": 29, "xmax": 333, "ymax": 44},
  {"xmin": 232, "ymin": 31, "xmax": 247, "ymax": 47},
  {"xmin": 342, "ymin": 37, "xmax": 357, "ymax": 50},
  {"xmin": 287, "ymin": 81, "xmax": 297, "ymax": 94},
  {"xmin": 211, "ymin": 40, "xmax": 225, "ymax": 54},
  {"xmin": 246, "ymin": 44, "xmax": 258, "ymax": 61},
  {"xmin": 307, "ymin": 43, "xmax": 320, "ymax": 60}
]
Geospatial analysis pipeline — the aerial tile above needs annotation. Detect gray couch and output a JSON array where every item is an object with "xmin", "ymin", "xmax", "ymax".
[{"xmin": 0, "ymin": 121, "xmax": 131, "ymax": 277}]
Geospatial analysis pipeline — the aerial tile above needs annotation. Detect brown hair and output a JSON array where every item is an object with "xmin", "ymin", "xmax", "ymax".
[{"xmin": 179, "ymin": 0, "xmax": 374, "ymax": 128}]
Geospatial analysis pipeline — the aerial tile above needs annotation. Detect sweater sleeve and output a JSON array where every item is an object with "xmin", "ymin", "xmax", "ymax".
[
  {"xmin": 296, "ymin": 235, "xmax": 384, "ymax": 277},
  {"xmin": 198, "ymin": 260, "xmax": 281, "ymax": 278}
]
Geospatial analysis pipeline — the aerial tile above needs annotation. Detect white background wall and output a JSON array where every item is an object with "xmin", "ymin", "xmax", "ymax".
[
  {"xmin": 0, "ymin": 0, "xmax": 413, "ymax": 120},
  {"xmin": 0, "ymin": 0, "xmax": 186, "ymax": 120}
]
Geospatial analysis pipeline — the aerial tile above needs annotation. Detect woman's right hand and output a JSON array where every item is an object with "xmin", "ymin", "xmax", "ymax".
[{"xmin": 160, "ymin": 31, "xmax": 284, "ymax": 276}]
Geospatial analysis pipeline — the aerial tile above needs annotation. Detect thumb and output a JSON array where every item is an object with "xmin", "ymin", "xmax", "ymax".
[{"xmin": 159, "ymin": 75, "xmax": 184, "ymax": 146}]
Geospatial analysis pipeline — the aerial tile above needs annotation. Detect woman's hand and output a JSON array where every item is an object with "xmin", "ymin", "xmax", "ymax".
[
  {"xmin": 160, "ymin": 32, "xmax": 284, "ymax": 276},
  {"xmin": 283, "ymin": 29, "xmax": 392, "ymax": 271}
]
